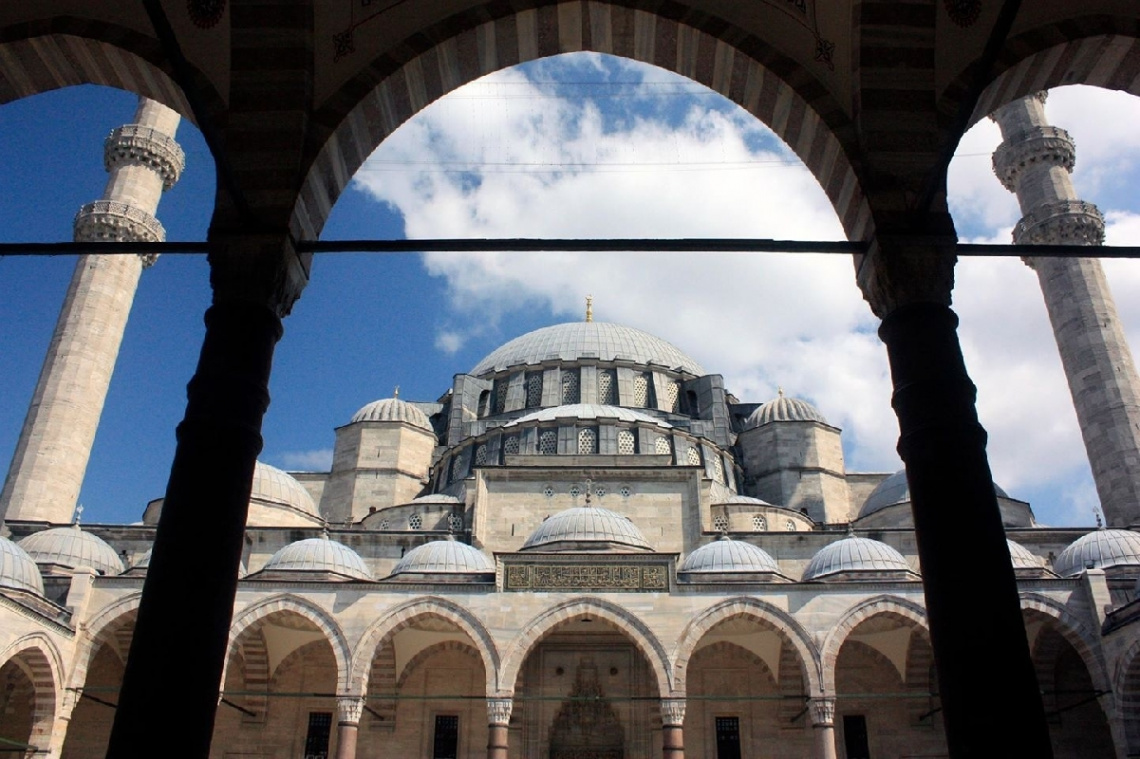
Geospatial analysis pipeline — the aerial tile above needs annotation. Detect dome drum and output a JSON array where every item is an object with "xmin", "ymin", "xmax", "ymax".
[
  {"xmin": 360, "ymin": 501, "xmax": 467, "ymax": 532},
  {"xmin": 710, "ymin": 499, "xmax": 814, "ymax": 534}
]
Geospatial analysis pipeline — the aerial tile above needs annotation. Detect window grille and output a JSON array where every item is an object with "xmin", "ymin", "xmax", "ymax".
[
  {"xmin": 712, "ymin": 455, "xmax": 726, "ymax": 484},
  {"xmin": 378, "ymin": 519, "xmax": 389, "ymax": 530},
  {"xmin": 543, "ymin": 485, "xmax": 554, "ymax": 498},
  {"xmin": 752, "ymin": 515, "xmax": 766, "ymax": 531},
  {"xmin": 598, "ymin": 369, "xmax": 617, "ymax": 404},
  {"xmin": 594, "ymin": 484, "xmax": 606, "ymax": 497},
  {"xmin": 712, "ymin": 514, "xmax": 729, "ymax": 532},
  {"xmin": 503, "ymin": 435, "xmax": 520, "ymax": 455},
  {"xmin": 409, "ymin": 513, "xmax": 422, "ymax": 530},
  {"xmin": 786, "ymin": 519, "xmax": 797, "ymax": 532},
  {"xmin": 655, "ymin": 437, "xmax": 672, "ymax": 456},
  {"xmin": 715, "ymin": 716, "xmax": 741, "ymax": 759},
  {"xmin": 539, "ymin": 429, "xmax": 558, "ymax": 455},
  {"xmin": 447, "ymin": 513, "xmax": 464, "ymax": 531},
  {"xmin": 561, "ymin": 369, "xmax": 580, "ymax": 404},
  {"xmin": 493, "ymin": 379, "xmax": 508, "ymax": 414},
  {"xmin": 617, "ymin": 429, "xmax": 636, "ymax": 454},
  {"xmin": 578, "ymin": 427, "xmax": 598, "ymax": 454},
  {"xmin": 304, "ymin": 712, "xmax": 333, "ymax": 759},
  {"xmin": 525, "ymin": 372, "xmax": 543, "ymax": 408},
  {"xmin": 664, "ymin": 380, "xmax": 680, "ymax": 413},
  {"xmin": 570, "ymin": 484, "xmax": 582, "ymax": 498},
  {"xmin": 432, "ymin": 715, "xmax": 459, "ymax": 759},
  {"xmin": 619, "ymin": 485, "xmax": 632, "ymax": 497},
  {"xmin": 474, "ymin": 445, "xmax": 488, "ymax": 466},
  {"xmin": 634, "ymin": 372, "xmax": 650, "ymax": 407},
  {"xmin": 686, "ymin": 446, "xmax": 701, "ymax": 466}
]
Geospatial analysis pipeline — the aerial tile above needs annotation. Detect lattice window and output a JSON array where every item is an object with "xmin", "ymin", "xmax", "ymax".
[
  {"xmin": 525, "ymin": 371, "xmax": 543, "ymax": 408},
  {"xmin": 539, "ymin": 429, "xmax": 558, "ymax": 455},
  {"xmin": 447, "ymin": 513, "xmax": 464, "ymax": 531},
  {"xmin": 561, "ymin": 369, "xmax": 580, "ymax": 404},
  {"xmin": 655, "ymin": 436, "xmax": 672, "ymax": 456},
  {"xmin": 633, "ymin": 373, "xmax": 650, "ymax": 407},
  {"xmin": 785, "ymin": 519, "xmax": 797, "ymax": 532},
  {"xmin": 503, "ymin": 435, "xmax": 520, "ymax": 455},
  {"xmin": 594, "ymin": 483, "xmax": 606, "ymax": 497},
  {"xmin": 543, "ymin": 485, "xmax": 554, "ymax": 498},
  {"xmin": 686, "ymin": 446, "xmax": 702, "ymax": 466},
  {"xmin": 598, "ymin": 369, "xmax": 617, "ymax": 404},
  {"xmin": 570, "ymin": 484, "xmax": 582, "ymax": 498},
  {"xmin": 712, "ymin": 455, "xmax": 726, "ymax": 484},
  {"xmin": 493, "ymin": 379, "xmax": 508, "ymax": 414},
  {"xmin": 712, "ymin": 514, "xmax": 728, "ymax": 532},
  {"xmin": 617, "ymin": 429, "xmax": 636, "ymax": 454},
  {"xmin": 379, "ymin": 519, "xmax": 389, "ymax": 530},
  {"xmin": 409, "ymin": 513, "xmax": 422, "ymax": 530},
  {"xmin": 664, "ymin": 380, "xmax": 680, "ymax": 413},
  {"xmin": 752, "ymin": 515, "xmax": 766, "ymax": 531},
  {"xmin": 474, "ymin": 445, "xmax": 488, "ymax": 465},
  {"xmin": 578, "ymin": 427, "xmax": 598, "ymax": 454}
]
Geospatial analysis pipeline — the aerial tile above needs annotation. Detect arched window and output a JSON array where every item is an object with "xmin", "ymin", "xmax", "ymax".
[
  {"xmin": 617, "ymin": 429, "xmax": 636, "ymax": 454},
  {"xmin": 492, "ymin": 378, "xmax": 508, "ymax": 414},
  {"xmin": 538, "ymin": 429, "xmax": 558, "ymax": 455},
  {"xmin": 686, "ymin": 446, "xmax": 701, "ymax": 466},
  {"xmin": 409, "ymin": 513, "xmax": 422, "ymax": 530},
  {"xmin": 525, "ymin": 371, "xmax": 543, "ymax": 408},
  {"xmin": 474, "ymin": 444, "xmax": 488, "ymax": 465},
  {"xmin": 633, "ymin": 372, "xmax": 651, "ymax": 407},
  {"xmin": 598, "ymin": 369, "xmax": 617, "ymax": 405},
  {"xmin": 712, "ymin": 455, "xmax": 726, "ymax": 484},
  {"xmin": 578, "ymin": 427, "xmax": 598, "ymax": 454},
  {"xmin": 664, "ymin": 381, "xmax": 680, "ymax": 413},
  {"xmin": 561, "ymin": 369, "xmax": 580, "ymax": 404},
  {"xmin": 477, "ymin": 389, "xmax": 491, "ymax": 417},
  {"xmin": 503, "ymin": 435, "xmax": 520, "ymax": 455},
  {"xmin": 655, "ymin": 436, "xmax": 672, "ymax": 456},
  {"xmin": 752, "ymin": 515, "xmax": 766, "ymax": 531},
  {"xmin": 712, "ymin": 514, "xmax": 728, "ymax": 532}
]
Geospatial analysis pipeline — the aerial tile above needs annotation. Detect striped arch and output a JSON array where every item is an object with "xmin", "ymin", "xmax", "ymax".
[
  {"xmin": 670, "ymin": 596, "xmax": 822, "ymax": 695},
  {"xmin": 294, "ymin": 2, "xmax": 868, "ymax": 243},
  {"xmin": 395, "ymin": 641, "xmax": 483, "ymax": 691},
  {"xmin": 1019, "ymin": 593, "xmax": 1110, "ymax": 697},
  {"xmin": 225, "ymin": 594, "xmax": 352, "ymax": 693},
  {"xmin": 350, "ymin": 596, "xmax": 499, "ymax": 697},
  {"xmin": 499, "ymin": 597, "xmax": 672, "ymax": 698},
  {"xmin": 964, "ymin": 19, "xmax": 1140, "ymax": 126},
  {"xmin": 1114, "ymin": 635, "xmax": 1140, "ymax": 752},
  {"xmin": 66, "ymin": 593, "xmax": 142, "ymax": 693},
  {"xmin": 0, "ymin": 634, "xmax": 63, "ymax": 753},
  {"xmin": 820, "ymin": 595, "xmax": 929, "ymax": 693}
]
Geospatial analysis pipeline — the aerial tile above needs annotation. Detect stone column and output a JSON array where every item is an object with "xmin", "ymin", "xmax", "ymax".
[
  {"xmin": 992, "ymin": 92, "xmax": 1140, "ymax": 527},
  {"xmin": 808, "ymin": 697, "xmax": 837, "ymax": 759},
  {"xmin": 661, "ymin": 697, "xmax": 685, "ymax": 759},
  {"xmin": 335, "ymin": 696, "xmax": 365, "ymax": 759},
  {"xmin": 0, "ymin": 97, "xmax": 183, "ymax": 525},
  {"xmin": 487, "ymin": 698, "xmax": 512, "ymax": 759},
  {"xmin": 858, "ymin": 222, "xmax": 1052, "ymax": 757}
]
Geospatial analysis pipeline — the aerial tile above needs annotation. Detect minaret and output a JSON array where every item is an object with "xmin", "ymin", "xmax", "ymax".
[
  {"xmin": 0, "ymin": 97, "xmax": 184, "ymax": 525},
  {"xmin": 991, "ymin": 92, "xmax": 1140, "ymax": 527}
]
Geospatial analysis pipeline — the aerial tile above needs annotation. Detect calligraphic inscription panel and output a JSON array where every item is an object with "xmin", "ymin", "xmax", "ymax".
[{"xmin": 505, "ymin": 564, "xmax": 669, "ymax": 592}]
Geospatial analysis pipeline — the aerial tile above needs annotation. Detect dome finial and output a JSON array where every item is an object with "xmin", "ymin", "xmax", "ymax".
[
  {"xmin": 777, "ymin": 386, "xmax": 784, "ymax": 398},
  {"xmin": 393, "ymin": 385, "xmax": 400, "ymax": 398},
  {"xmin": 584, "ymin": 476, "xmax": 594, "ymax": 507},
  {"xmin": 73, "ymin": 503, "xmax": 84, "ymax": 526},
  {"xmin": 1095, "ymin": 507, "xmax": 1105, "ymax": 530},
  {"xmin": 585, "ymin": 295, "xmax": 593, "ymax": 323}
]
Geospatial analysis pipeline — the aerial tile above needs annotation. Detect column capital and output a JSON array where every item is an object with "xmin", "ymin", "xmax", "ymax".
[
  {"xmin": 337, "ymin": 695, "xmax": 366, "ymax": 725},
  {"xmin": 207, "ymin": 231, "xmax": 311, "ymax": 317},
  {"xmin": 856, "ymin": 215, "xmax": 957, "ymax": 319},
  {"xmin": 487, "ymin": 697, "xmax": 513, "ymax": 726},
  {"xmin": 808, "ymin": 697, "xmax": 836, "ymax": 727},
  {"xmin": 660, "ymin": 697, "xmax": 686, "ymax": 726}
]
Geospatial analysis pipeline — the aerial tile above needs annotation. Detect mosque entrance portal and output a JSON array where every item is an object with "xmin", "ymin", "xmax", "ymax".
[{"xmin": 548, "ymin": 658, "xmax": 624, "ymax": 759}]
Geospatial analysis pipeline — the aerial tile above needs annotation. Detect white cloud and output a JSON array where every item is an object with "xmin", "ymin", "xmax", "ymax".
[
  {"xmin": 435, "ymin": 330, "xmax": 465, "ymax": 354},
  {"xmin": 353, "ymin": 60, "xmax": 1140, "ymax": 526},
  {"xmin": 278, "ymin": 449, "xmax": 334, "ymax": 471}
]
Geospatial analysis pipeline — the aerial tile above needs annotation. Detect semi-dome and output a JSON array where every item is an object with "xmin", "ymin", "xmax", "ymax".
[
  {"xmin": 1054, "ymin": 529, "xmax": 1140, "ymax": 577},
  {"xmin": 744, "ymin": 393, "xmax": 827, "ymax": 429},
  {"xmin": 471, "ymin": 322, "xmax": 705, "ymax": 376},
  {"xmin": 679, "ymin": 536, "xmax": 780, "ymax": 574},
  {"xmin": 505, "ymin": 404, "xmax": 673, "ymax": 428},
  {"xmin": 410, "ymin": 494, "xmax": 462, "ymax": 505},
  {"xmin": 252, "ymin": 461, "xmax": 319, "ymax": 516},
  {"xmin": 261, "ymin": 537, "xmax": 372, "ymax": 581},
  {"xmin": 803, "ymin": 535, "xmax": 913, "ymax": 581},
  {"xmin": 350, "ymin": 397, "xmax": 433, "ymax": 431},
  {"xmin": 390, "ymin": 538, "xmax": 494, "ymax": 575},
  {"xmin": 1006, "ymin": 540, "xmax": 1045, "ymax": 571},
  {"xmin": 18, "ymin": 526, "xmax": 124, "ymax": 575},
  {"xmin": 522, "ymin": 506, "xmax": 652, "ymax": 551},
  {"xmin": 0, "ymin": 536, "xmax": 45, "ymax": 596},
  {"xmin": 859, "ymin": 470, "xmax": 1010, "ymax": 520},
  {"xmin": 130, "ymin": 548, "xmax": 247, "ymax": 578}
]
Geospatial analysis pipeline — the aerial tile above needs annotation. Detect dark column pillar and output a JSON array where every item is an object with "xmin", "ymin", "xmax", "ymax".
[
  {"xmin": 487, "ymin": 698, "xmax": 512, "ymax": 759},
  {"xmin": 105, "ymin": 233, "xmax": 306, "ymax": 759},
  {"xmin": 661, "ymin": 698, "xmax": 684, "ymax": 759}
]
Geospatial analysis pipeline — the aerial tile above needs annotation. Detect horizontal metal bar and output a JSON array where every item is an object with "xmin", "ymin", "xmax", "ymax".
[{"xmin": 1, "ymin": 239, "xmax": 1138, "ymax": 257}]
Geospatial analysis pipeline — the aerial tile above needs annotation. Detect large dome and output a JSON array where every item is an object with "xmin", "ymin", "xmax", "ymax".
[
  {"xmin": 252, "ymin": 461, "xmax": 319, "ymax": 516},
  {"xmin": 18, "ymin": 526, "xmax": 124, "ymax": 575},
  {"xmin": 129, "ymin": 548, "xmax": 247, "ymax": 578},
  {"xmin": 803, "ymin": 535, "xmax": 913, "ymax": 581},
  {"xmin": 859, "ymin": 470, "xmax": 1009, "ymax": 520},
  {"xmin": 522, "ymin": 506, "xmax": 652, "ymax": 551},
  {"xmin": 390, "ymin": 538, "xmax": 494, "ymax": 575},
  {"xmin": 261, "ymin": 537, "xmax": 373, "ymax": 581},
  {"xmin": 351, "ymin": 397, "xmax": 433, "ymax": 431},
  {"xmin": 471, "ymin": 322, "xmax": 705, "ymax": 376},
  {"xmin": 1054, "ymin": 529, "xmax": 1140, "ymax": 577},
  {"xmin": 0, "ymin": 536, "xmax": 45, "ymax": 595},
  {"xmin": 679, "ymin": 536, "xmax": 781, "ymax": 574}
]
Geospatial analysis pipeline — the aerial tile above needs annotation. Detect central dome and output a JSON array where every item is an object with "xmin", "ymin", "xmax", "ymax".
[{"xmin": 470, "ymin": 322, "xmax": 705, "ymax": 376}]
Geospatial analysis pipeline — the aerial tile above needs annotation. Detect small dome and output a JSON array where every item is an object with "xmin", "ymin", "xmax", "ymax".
[
  {"xmin": 351, "ymin": 397, "xmax": 433, "ymax": 431},
  {"xmin": 410, "ymin": 494, "xmax": 462, "ymax": 505},
  {"xmin": 471, "ymin": 321, "xmax": 705, "ymax": 376},
  {"xmin": 859, "ymin": 470, "xmax": 1009, "ymax": 520},
  {"xmin": 262, "ymin": 537, "xmax": 372, "ymax": 581},
  {"xmin": 679, "ymin": 537, "xmax": 780, "ymax": 574},
  {"xmin": 713, "ymin": 495, "xmax": 776, "ymax": 507},
  {"xmin": 0, "ymin": 536, "xmax": 45, "ymax": 596},
  {"xmin": 1054, "ymin": 529, "xmax": 1140, "ymax": 577},
  {"xmin": 803, "ymin": 535, "xmax": 912, "ymax": 581},
  {"xmin": 18, "ymin": 526, "xmax": 124, "ymax": 575},
  {"xmin": 522, "ymin": 507, "xmax": 652, "ymax": 551},
  {"xmin": 252, "ymin": 461, "xmax": 319, "ymax": 514},
  {"xmin": 391, "ymin": 539, "xmax": 494, "ymax": 575},
  {"xmin": 1006, "ymin": 540, "xmax": 1044, "ymax": 571},
  {"xmin": 505, "ymin": 404, "xmax": 672, "ymax": 428},
  {"xmin": 130, "ymin": 548, "xmax": 246, "ymax": 578},
  {"xmin": 745, "ymin": 394, "xmax": 827, "ymax": 429}
]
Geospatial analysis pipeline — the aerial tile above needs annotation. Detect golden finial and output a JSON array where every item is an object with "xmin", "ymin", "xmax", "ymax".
[
  {"xmin": 777, "ymin": 386, "xmax": 784, "ymax": 397},
  {"xmin": 393, "ymin": 385, "xmax": 400, "ymax": 398},
  {"xmin": 585, "ymin": 295, "xmax": 593, "ymax": 323}
]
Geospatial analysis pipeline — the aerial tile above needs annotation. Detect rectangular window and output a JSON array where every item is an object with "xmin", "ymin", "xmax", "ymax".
[
  {"xmin": 433, "ymin": 714, "xmax": 459, "ymax": 759},
  {"xmin": 303, "ymin": 711, "xmax": 332, "ymax": 759},
  {"xmin": 493, "ymin": 379, "xmax": 508, "ymax": 414},
  {"xmin": 561, "ymin": 369, "xmax": 580, "ymax": 404},
  {"xmin": 843, "ymin": 715, "xmax": 871, "ymax": 759},
  {"xmin": 525, "ymin": 371, "xmax": 543, "ymax": 408},
  {"xmin": 715, "ymin": 716, "xmax": 741, "ymax": 759}
]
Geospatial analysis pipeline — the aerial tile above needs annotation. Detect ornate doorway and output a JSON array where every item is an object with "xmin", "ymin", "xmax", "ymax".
[{"xmin": 548, "ymin": 658, "xmax": 624, "ymax": 759}]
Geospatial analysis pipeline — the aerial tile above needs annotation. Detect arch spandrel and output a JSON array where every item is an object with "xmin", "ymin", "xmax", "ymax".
[
  {"xmin": 225, "ymin": 594, "xmax": 353, "ymax": 693},
  {"xmin": 349, "ymin": 596, "xmax": 499, "ymax": 697},
  {"xmin": 498, "ymin": 596, "xmax": 672, "ymax": 698},
  {"xmin": 295, "ymin": 4, "xmax": 868, "ymax": 244},
  {"xmin": 819, "ymin": 595, "xmax": 930, "ymax": 693},
  {"xmin": 670, "ymin": 596, "xmax": 822, "ymax": 695}
]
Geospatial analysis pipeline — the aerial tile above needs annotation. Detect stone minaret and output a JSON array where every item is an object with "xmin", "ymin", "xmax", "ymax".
[
  {"xmin": 992, "ymin": 93, "xmax": 1140, "ymax": 527},
  {"xmin": 0, "ymin": 97, "xmax": 184, "ymax": 525}
]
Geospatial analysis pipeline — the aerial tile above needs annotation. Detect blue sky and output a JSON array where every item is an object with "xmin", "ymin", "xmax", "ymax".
[{"xmin": 2, "ymin": 54, "xmax": 1139, "ymax": 527}]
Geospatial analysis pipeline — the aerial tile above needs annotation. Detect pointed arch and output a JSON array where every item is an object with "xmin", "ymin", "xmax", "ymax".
[
  {"xmin": 670, "ymin": 596, "xmax": 822, "ymax": 695},
  {"xmin": 499, "ymin": 596, "xmax": 671, "ymax": 697},
  {"xmin": 820, "ymin": 595, "xmax": 929, "ymax": 693},
  {"xmin": 0, "ymin": 634, "xmax": 63, "ymax": 753},
  {"xmin": 1019, "ymin": 593, "xmax": 1110, "ymax": 697},
  {"xmin": 349, "ymin": 596, "xmax": 499, "ymax": 696},
  {"xmin": 226, "ymin": 594, "xmax": 352, "ymax": 693},
  {"xmin": 66, "ymin": 593, "xmax": 142, "ymax": 693},
  {"xmin": 395, "ymin": 641, "xmax": 483, "ymax": 691}
]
